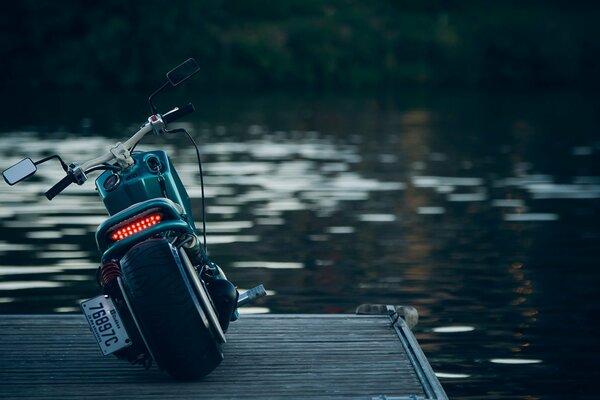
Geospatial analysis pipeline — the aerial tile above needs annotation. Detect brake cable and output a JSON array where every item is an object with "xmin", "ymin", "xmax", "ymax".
[
  {"xmin": 85, "ymin": 163, "xmax": 121, "ymax": 174},
  {"xmin": 165, "ymin": 127, "xmax": 208, "ymax": 254}
]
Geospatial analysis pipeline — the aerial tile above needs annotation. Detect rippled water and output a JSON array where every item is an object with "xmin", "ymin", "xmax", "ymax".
[{"xmin": 1, "ymin": 91, "xmax": 599, "ymax": 399}]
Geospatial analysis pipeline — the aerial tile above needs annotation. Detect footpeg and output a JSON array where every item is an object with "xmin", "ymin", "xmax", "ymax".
[{"xmin": 237, "ymin": 284, "xmax": 267, "ymax": 307}]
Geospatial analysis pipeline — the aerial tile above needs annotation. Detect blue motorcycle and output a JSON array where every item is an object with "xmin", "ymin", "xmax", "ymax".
[{"xmin": 2, "ymin": 59, "xmax": 266, "ymax": 380}]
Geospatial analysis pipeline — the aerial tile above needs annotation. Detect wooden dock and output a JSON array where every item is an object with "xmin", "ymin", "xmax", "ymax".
[{"xmin": 0, "ymin": 312, "xmax": 447, "ymax": 399}]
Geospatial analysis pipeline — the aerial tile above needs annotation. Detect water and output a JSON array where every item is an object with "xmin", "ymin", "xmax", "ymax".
[{"xmin": 1, "ymin": 90, "xmax": 599, "ymax": 399}]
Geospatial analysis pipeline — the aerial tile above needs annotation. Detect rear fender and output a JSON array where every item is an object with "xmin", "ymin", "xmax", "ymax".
[{"xmin": 96, "ymin": 198, "xmax": 195, "ymax": 262}]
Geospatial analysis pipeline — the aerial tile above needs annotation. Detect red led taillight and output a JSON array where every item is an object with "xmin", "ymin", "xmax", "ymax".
[{"xmin": 109, "ymin": 213, "xmax": 163, "ymax": 241}]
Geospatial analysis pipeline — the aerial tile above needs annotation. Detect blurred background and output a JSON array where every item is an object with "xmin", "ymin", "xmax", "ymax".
[
  {"xmin": 1, "ymin": 1, "xmax": 599, "ymax": 399},
  {"xmin": 2, "ymin": 1, "xmax": 600, "ymax": 92}
]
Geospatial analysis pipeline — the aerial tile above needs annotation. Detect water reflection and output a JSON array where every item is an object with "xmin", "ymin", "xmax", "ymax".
[
  {"xmin": 0, "ymin": 281, "xmax": 65, "ymax": 290},
  {"xmin": 238, "ymin": 307, "xmax": 270, "ymax": 314},
  {"xmin": 504, "ymin": 213, "xmax": 560, "ymax": 221},
  {"xmin": 232, "ymin": 262, "xmax": 304, "ymax": 269},
  {"xmin": 435, "ymin": 372, "xmax": 471, "ymax": 379},
  {"xmin": 432, "ymin": 326, "xmax": 476, "ymax": 333},
  {"xmin": 490, "ymin": 358, "xmax": 543, "ymax": 365},
  {"xmin": 0, "ymin": 91, "xmax": 599, "ymax": 400},
  {"xmin": 357, "ymin": 214, "xmax": 397, "ymax": 222}
]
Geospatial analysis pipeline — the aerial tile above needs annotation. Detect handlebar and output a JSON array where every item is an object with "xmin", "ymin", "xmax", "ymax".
[
  {"xmin": 45, "ymin": 173, "xmax": 75, "ymax": 200},
  {"xmin": 47, "ymin": 103, "xmax": 195, "ymax": 199},
  {"xmin": 81, "ymin": 103, "xmax": 195, "ymax": 171},
  {"xmin": 163, "ymin": 103, "xmax": 195, "ymax": 124}
]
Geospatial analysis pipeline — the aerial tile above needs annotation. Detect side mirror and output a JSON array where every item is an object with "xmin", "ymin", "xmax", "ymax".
[
  {"xmin": 166, "ymin": 58, "xmax": 200, "ymax": 87},
  {"xmin": 2, "ymin": 158, "xmax": 37, "ymax": 185}
]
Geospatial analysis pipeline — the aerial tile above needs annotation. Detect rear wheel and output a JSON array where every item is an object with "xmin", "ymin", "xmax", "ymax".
[{"xmin": 119, "ymin": 238, "xmax": 223, "ymax": 380}]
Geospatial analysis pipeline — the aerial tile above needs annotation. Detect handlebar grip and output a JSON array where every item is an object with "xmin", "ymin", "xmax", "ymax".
[
  {"xmin": 45, "ymin": 173, "xmax": 75, "ymax": 200},
  {"xmin": 163, "ymin": 103, "xmax": 195, "ymax": 124}
]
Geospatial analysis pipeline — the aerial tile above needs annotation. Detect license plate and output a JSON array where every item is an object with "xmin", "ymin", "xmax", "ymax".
[{"xmin": 81, "ymin": 295, "xmax": 132, "ymax": 355}]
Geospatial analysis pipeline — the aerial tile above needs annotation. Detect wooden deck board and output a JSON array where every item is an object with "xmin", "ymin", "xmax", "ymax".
[{"xmin": 0, "ymin": 314, "xmax": 446, "ymax": 399}]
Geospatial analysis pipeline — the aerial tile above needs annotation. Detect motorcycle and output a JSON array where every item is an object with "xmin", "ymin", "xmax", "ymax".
[{"xmin": 2, "ymin": 58, "xmax": 266, "ymax": 380}]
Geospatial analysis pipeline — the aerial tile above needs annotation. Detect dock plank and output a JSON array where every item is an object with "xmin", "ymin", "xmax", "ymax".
[{"xmin": 0, "ymin": 314, "xmax": 446, "ymax": 399}]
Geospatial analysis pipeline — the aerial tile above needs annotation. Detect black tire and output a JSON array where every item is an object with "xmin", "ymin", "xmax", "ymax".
[{"xmin": 119, "ymin": 238, "xmax": 223, "ymax": 380}]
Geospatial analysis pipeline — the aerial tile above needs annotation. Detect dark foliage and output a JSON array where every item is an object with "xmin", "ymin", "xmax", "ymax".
[{"xmin": 1, "ymin": 0, "xmax": 598, "ymax": 91}]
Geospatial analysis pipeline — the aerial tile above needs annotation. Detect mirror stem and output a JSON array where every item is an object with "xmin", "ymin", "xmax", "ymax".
[
  {"xmin": 148, "ymin": 81, "xmax": 169, "ymax": 115},
  {"xmin": 35, "ymin": 155, "xmax": 69, "ymax": 172}
]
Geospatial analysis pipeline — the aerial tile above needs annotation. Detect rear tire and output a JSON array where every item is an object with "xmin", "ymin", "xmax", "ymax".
[{"xmin": 119, "ymin": 238, "xmax": 223, "ymax": 380}]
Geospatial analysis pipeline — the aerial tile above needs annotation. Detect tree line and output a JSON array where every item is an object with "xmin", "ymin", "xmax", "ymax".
[{"xmin": 2, "ymin": 0, "xmax": 598, "ymax": 91}]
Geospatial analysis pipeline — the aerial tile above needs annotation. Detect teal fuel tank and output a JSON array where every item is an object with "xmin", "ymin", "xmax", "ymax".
[{"xmin": 95, "ymin": 151, "xmax": 195, "ymax": 228}]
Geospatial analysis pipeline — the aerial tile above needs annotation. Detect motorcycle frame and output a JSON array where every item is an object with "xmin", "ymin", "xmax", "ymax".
[{"xmin": 91, "ymin": 148, "xmax": 226, "ymax": 360}]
